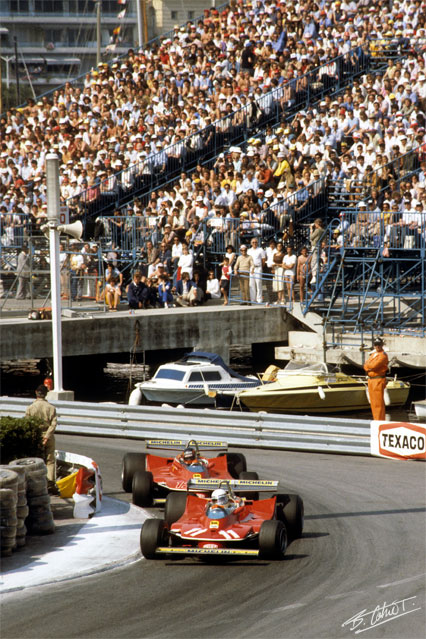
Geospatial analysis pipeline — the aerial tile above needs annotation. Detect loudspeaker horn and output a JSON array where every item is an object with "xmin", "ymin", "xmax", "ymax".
[
  {"xmin": 57, "ymin": 220, "xmax": 83, "ymax": 241},
  {"xmin": 40, "ymin": 223, "xmax": 50, "ymax": 238}
]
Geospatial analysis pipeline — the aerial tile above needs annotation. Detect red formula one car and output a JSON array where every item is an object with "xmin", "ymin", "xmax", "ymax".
[
  {"xmin": 140, "ymin": 479, "xmax": 304, "ymax": 561},
  {"xmin": 121, "ymin": 440, "xmax": 258, "ymax": 507}
]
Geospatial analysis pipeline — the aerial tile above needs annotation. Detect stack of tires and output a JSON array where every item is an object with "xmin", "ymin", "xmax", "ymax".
[
  {"xmin": 7, "ymin": 462, "xmax": 28, "ymax": 548},
  {"xmin": 12, "ymin": 458, "xmax": 55, "ymax": 536},
  {"xmin": 0, "ymin": 469, "xmax": 19, "ymax": 556}
]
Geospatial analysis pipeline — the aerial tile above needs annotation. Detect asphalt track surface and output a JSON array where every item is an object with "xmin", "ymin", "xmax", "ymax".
[{"xmin": 2, "ymin": 434, "xmax": 426, "ymax": 639}]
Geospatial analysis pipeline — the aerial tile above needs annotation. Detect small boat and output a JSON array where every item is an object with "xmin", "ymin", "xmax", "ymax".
[
  {"xmin": 128, "ymin": 351, "xmax": 261, "ymax": 407},
  {"xmin": 413, "ymin": 399, "xmax": 426, "ymax": 422},
  {"xmin": 236, "ymin": 361, "xmax": 410, "ymax": 414}
]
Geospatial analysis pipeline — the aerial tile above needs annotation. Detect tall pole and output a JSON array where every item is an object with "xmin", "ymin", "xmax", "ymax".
[
  {"xmin": 14, "ymin": 36, "xmax": 20, "ymax": 105},
  {"xmin": 142, "ymin": 0, "xmax": 148, "ymax": 46},
  {"xmin": 136, "ymin": 0, "xmax": 144, "ymax": 49},
  {"xmin": 46, "ymin": 153, "xmax": 64, "ymax": 393},
  {"xmin": 96, "ymin": 0, "xmax": 101, "ymax": 67}
]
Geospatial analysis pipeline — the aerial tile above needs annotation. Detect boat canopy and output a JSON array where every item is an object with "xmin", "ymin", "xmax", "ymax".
[{"xmin": 179, "ymin": 351, "xmax": 254, "ymax": 382}]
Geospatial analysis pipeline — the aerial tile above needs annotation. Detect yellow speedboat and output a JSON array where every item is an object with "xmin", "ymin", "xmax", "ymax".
[{"xmin": 237, "ymin": 361, "xmax": 410, "ymax": 414}]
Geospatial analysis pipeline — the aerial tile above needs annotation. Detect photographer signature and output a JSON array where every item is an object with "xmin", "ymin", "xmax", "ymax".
[{"xmin": 342, "ymin": 596, "xmax": 421, "ymax": 634}]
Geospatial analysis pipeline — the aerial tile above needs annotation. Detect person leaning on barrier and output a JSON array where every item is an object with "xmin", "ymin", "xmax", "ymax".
[
  {"xmin": 363, "ymin": 337, "xmax": 389, "ymax": 421},
  {"xmin": 25, "ymin": 384, "xmax": 58, "ymax": 493}
]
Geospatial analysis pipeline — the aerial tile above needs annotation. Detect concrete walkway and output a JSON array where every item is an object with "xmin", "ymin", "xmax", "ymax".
[{"xmin": 0, "ymin": 496, "xmax": 149, "ymax": 594}]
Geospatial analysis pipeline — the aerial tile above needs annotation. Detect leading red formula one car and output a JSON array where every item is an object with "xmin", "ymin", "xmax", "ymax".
[
  {"xmin": 121, "ymin": 440, "xmax": 258, "ymax": 507},
  {"xmin": 140, "ymin": 479, "xmax": 304, "ymax": 560}
]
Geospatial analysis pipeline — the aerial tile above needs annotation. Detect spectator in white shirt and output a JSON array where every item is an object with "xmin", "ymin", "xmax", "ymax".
[{"xmin": 247, "ymin": 237, "xmax": 266, "ymax": 304}]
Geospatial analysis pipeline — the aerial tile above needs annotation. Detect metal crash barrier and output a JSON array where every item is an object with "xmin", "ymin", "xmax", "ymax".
[{"xmin": 1, "ymin": 397, "xmax": 371, "ymax": 456}]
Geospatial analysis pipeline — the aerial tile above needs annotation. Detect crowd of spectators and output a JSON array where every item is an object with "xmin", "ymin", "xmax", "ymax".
[{"xmin": 1, "ymin": 0, "xmax": 426, "ymax": 306}]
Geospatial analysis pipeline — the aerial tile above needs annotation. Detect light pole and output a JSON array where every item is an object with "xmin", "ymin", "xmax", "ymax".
[
  {"xmin": 45, "ymin": 153, "xmax": 75, "ymax": 401},
  {"xmin": 95, "ymin": 0, "xmax": 101, "ymax": 67}
]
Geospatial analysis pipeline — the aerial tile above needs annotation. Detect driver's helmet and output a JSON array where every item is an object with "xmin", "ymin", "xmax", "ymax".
[
  {"xmin": 183, "ymin": 447, "xmax": 196, "ymax": 462},
  {"xmin": 211, "ymin": 488, "xmax": 229, "ymax": 507}
]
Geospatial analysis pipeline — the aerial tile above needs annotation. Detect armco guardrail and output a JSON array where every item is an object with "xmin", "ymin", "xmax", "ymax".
[{"xmin": 1, "ymin": 398, "xmax": 371, "ymax": 456}]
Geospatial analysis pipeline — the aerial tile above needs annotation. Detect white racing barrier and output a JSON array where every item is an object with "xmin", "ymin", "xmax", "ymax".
[
  {"xmin": 55, "ymin": 450, "xmax": 102, "ymax": 518},
  {"xmin": 1, "ymin": 398, "xmax": 373, "ymax": 455},
  {"xmin": 5, "ymin": 400, "xmax": 425, "ymax": 459},
  {"xmin": 370, "ymin": 421, "xmax": 426, "ymax": 461}
]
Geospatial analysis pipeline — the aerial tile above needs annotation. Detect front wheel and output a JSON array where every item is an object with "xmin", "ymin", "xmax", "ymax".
[
  {"xmin": 122, "ymin": 453, "xmax": 146, "ymax": 492},
  {"xmin": 132, "ymin": 470, "xmax": 153, "ymax": 507},
  {"xmin": 140, "ymin": 518, "xmax": 166, "ymax": 559},
  {"xmin": 259, "ymin": 519, "xmax": 287, "ymax": 560},
  {"xmin": 164, "ymin": 492, "xmax": 187, "ymax": 527}
]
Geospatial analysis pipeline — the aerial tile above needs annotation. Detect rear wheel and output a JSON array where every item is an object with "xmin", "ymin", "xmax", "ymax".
[
  {"xmin": 164, "ymin": 492, "xmax": 187, "ymax": 527},
  {"xmin": 220, "ymin": 453, "xmax": 247, "ymax": 478},
  {"xmin": 140, "ymin": 518, "xmax": 166, "ymax": 559},
  {"xmin": 282, "ymin": 494, "xmax": 304, "ymax": 540},
  {"xmin": 132, "ymin": 470, "xmax": 153, "ymax": 507},
  {"xmin": 238, "ymin": 470, "xmax": 259, "ymax": 501},
  {"xmin": 274, "ymin": 493, "xmax": 289, "ymax": 523},
  {"xmin": 259, "ymin": 520, "xmax": 287, "ymax": 560},
  {"xmin": 122, "ymin": 453, "xmax": 146, "ymax": 492}
]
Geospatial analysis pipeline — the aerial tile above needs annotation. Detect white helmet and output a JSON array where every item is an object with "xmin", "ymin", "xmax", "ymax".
[{"xmin": 211, "ymin": 488, "xmax": 228, "ymax": 506}]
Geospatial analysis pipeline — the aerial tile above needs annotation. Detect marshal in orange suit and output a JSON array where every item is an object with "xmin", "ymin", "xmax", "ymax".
[{"xmin": 363, "ymin": 337, "xmax": 389, "ymax": 421}]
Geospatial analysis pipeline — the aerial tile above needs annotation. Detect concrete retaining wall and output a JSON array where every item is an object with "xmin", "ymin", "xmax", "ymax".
[{"xmin": 0, "ymin": 305, "xmax": 291, "ymax": 363}]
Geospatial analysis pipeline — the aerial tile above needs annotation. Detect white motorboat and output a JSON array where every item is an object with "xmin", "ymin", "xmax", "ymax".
[{"xmin": 128, "ymin": 352, "xmax": 261, "ymax": 406}]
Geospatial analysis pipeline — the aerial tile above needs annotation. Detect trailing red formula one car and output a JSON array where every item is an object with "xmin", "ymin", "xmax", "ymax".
[
  {"xmin": 140, "ymin": 479, "xmax": 304, "ymax": 560},
  {"xmin": 121, "ymin": 439, "xmax": 258, "ymax": 507}
]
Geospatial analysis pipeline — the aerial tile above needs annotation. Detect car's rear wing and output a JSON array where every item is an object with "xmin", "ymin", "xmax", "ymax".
[
  {"xmin": 146, "ymin": 439, "xmax": 228, "ymax": 452},
  {"xmin": 187, "ymin": 478, "xmax": 279, "ymax": 492}
]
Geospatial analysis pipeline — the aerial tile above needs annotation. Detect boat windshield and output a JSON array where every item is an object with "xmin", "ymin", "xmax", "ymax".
[
  {"xmin": 154, "ymin": 369, "xmax": 186, "ymax": 381},
  {"xmin": 281, "ymin": 361, "xmax": 330, "ymax": 375}
]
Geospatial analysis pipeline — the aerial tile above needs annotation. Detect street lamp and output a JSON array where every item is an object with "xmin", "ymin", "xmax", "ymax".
[{"xmin": 44, "ymin": 152, "xmax": 80, "ymax": 401}]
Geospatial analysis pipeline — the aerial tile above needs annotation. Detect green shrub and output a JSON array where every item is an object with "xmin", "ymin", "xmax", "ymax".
[{"xmin": 0, "ymin": 416, "xmax": 45, "ymax": 464}]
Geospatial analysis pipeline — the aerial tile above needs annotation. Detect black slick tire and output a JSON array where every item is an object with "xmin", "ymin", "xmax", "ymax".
[
  {"xmin": 259, "ymin": 519, "xmax": 287, "ymax": 560},
  {"xmin": 221, "ymin": 453, "xmax": 247, "ymax": 478},
  {"xmin": 122, "ymin": 453, "xmax": 146, "ymax": 492},
  {"xmin": 164, "ymin": 492, "xmax": 187, "ymax": 527},
  {"xmin": 282, "ymin": 494, "xmax": 304, "ymax": 540},
  {"xmin": 132, "ymin": 470, "xmax": 153, "ymax": 507},
  {"xmin": 140, "ymin": 518, "xmax": 166, "ymax": 559}
]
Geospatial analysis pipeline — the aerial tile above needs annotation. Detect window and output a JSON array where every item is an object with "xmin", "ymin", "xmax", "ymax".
[
  {"xmin": 10, "ymin": 0, "xmax": 29, "ymax": 12},
  {"xmin": 187, "ymin": 10, "xmax": 194, "ymax": 19},
  {"xmin": 155, "ymin": 369, "xmax": 185, "ymax": 381},
  {"xmin": 35, "ymin": 0, "xmax": 56, "ymax": 13},
  {"xmin": 188, "ymin": 372, "xmax": 203, "ymax": 382},
  {"xmin": 188, "ymin": 371, "xmax": 222, "ymax": 382},
  {"xmin": 202, "ymin": 371, "xmax": 222, "ymax": 381},
  {"xmin": 171, "ymin": 10, "xmax": 178, "ymax": 20}
]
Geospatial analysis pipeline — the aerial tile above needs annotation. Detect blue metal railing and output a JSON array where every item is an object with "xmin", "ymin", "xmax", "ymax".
[{"xmin": 302, "ymin": 213, "xmax": 425, "ymax": 335}]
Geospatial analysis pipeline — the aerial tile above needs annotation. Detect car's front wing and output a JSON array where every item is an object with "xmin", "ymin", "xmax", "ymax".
[{"xmin": 155, "ymin": 546, "xmax": 260, "ymax": 557}]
